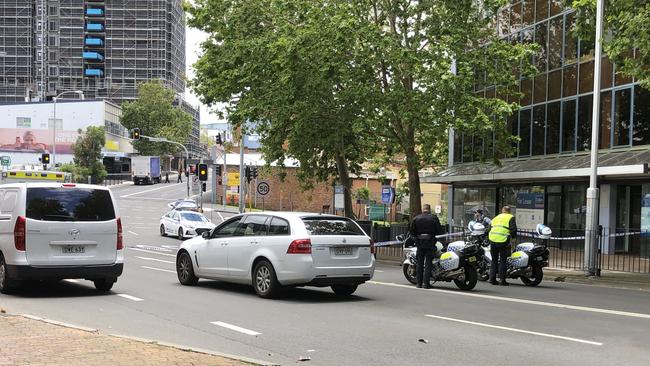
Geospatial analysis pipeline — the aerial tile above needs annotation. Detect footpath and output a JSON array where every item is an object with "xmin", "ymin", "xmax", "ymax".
[{"xmin": 0, "ymin": 313, "xmax": 258, "ymax": 366}]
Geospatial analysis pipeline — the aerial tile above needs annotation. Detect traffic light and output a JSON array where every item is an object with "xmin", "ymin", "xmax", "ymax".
[
  {"xmin": 245, "ymin": 166, "xmax": 252, "ymax": 183},
  {"xmin": 251, "ymin": 167, "xmax": 258, "ymax": 179},
  {"xmin": 131, "ymin": 128, "xmax": 141, "ymax": 140},
  {"xmin": 215, "ymin": 134, "xmax": 223, "ymax": 145},
  {"xmin": 214, "ymin": 165, "xmax": 222, "ymax": 177},
  {"xmin": 198, "ymin": 163, "xmax": 208, "ymax": 181},
  {"xmin": 202, "ymin": 182, "xmax": 207, "ymax": 192},
  {"xmin": 41, "ymin": 153, "xmax": 50, "ymax": 165}
]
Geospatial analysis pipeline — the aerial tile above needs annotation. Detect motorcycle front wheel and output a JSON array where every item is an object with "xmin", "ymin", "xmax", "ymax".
[
  {"xmin": 454, "ymin": 264, "xmax": 478, "ymax": 291},
  {"xmin": 521, "ymin": 263, "xmax": 543, "ymax": 287},
  {"xmin": 403, "ymin": 263, "xmax": 417, "ymax": 284}
]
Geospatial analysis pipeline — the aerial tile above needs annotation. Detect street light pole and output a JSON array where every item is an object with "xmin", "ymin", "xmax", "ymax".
[
  {"xmin": 52, "ymin": 90, "xmax": 84, "ymax": 166},
  {"xmin": 585, "ymin": 0, "xmax": 605, "ymax": 276}
]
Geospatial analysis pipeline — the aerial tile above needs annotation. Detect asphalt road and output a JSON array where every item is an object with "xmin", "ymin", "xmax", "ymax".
[{"xmin": 1, "ymin": 182, "xmax": 650, "ymax": 365}]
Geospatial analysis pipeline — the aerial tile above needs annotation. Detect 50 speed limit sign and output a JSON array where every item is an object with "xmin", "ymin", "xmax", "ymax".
[{"xmin": 256, "ymin": 182, "xmax": 270, "ymax": 196}]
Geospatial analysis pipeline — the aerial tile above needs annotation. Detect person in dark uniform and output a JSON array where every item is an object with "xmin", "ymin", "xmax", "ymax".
[
  {"xmin": 177, "ymin": 168, "xmax": 183, "ymax": 183},
  {"xmin": 488, "ymin": 205, "xmax": 517, "ymax": 286},
  {"xmin": 409, "ymin": 204, "xmax": 444, "ymax": 289},
  {"xmin": 164, "ymin": 171, "xmax": 170, "ymax": 183}
]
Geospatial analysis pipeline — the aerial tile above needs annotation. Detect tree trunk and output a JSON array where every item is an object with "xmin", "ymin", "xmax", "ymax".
[
  {"xmin": 335, "ymin": 152, "xmax": 355, "ymax": 219},
  {"xmin": 405, "ymin": 144, "xmax": 422, "ymax": 218}
]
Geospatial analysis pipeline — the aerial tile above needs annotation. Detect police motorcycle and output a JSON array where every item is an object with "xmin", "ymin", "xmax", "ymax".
[
  {"xmin": 466, "ymin": 221, "xmax": 490, "ymax": 281},
  {"xmin": 476, "ymin": 224, "xmax": 552, "ymax": 287},
  {"xmin": 397, "ymin": 233, "xmax": 480, "ymax": 291}
]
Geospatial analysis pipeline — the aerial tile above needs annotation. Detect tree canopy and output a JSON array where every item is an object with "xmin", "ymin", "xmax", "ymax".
[
  {"xmin": 61, "ymin": 126, "xmax": 107, "ymax": 183},
  {"xmin": 120, "ymin": 81, "xmax": 193, "ymax": 156}
]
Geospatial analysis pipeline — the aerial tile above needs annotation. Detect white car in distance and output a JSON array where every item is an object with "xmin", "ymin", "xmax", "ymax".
[
  {"xmin": 160, "ymin": 211, "xmax": 215, "ymax": 240},
  {"xmin": 175, "ymin": 212, "xmax": 375, "ymax": 298}
]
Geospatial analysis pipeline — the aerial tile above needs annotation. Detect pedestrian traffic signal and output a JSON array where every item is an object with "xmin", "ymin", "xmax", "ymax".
[
  {"xmin": 215, "ymin": 134, "xmax": 223, "ymax": 145},
  {"xmin": 132, "ymin": 128, "xmax": 141, "ymax": 140},
  {"xmin": 198, "ymin": 163, "xmax": 208, "ymax": 181},
  {"xmin": 215, "ymin": 165, "xmax": 222, "ymax": 177},
  {"xmin": 245, "ymin": 166, "xmax": 252, "ymax": 183},
  {"xmin": 41, "ymin": 153, "xmax": 50, "ymax": 165}
]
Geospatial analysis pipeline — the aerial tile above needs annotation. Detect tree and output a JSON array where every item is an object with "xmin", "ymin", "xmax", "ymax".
[
  {"xmin": 61, "ymin": 126, "xmax": 107, "ymax": 183},
  {"xmin": 571, "ymin": 0, "xmax": 650, "ymax": 88},
  {"xmin": 187, "ymin": 0, "xmax": 535, "ymax": 217},
  {"xmin": 120, "ymin": 81, "xmax": 193, "ymax": 156}
]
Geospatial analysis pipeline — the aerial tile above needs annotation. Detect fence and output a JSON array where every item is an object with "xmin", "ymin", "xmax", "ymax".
[
  {"xmin": 101, "ymin": 173, "xmax": 132, "ymax": 186},
  {"xmin": 367, "ymin": 222, "xmax": 650, "ymax": 275}
]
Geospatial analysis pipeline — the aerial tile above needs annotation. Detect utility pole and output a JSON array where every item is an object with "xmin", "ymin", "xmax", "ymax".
[{"xmin": 585, "ymin": 0, "xmax": 605, "ymax": 276}]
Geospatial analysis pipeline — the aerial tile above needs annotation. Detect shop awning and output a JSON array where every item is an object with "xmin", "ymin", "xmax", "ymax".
[{"xmin": 423, "ymin": 148, "xmax": 650, "ymax": 184}]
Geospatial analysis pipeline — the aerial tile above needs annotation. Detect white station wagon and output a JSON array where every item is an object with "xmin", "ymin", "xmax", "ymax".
[{"xmin": 175, "ymin": 212, "xmax": 375, "ymax": 298}]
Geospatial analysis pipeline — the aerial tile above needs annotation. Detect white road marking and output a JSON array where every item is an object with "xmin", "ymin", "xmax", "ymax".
[
  {"xmin": 129, "ymin": 247, "xmax": 176, "ymax": 257},
  {"xmin": 118, "ymin": 294, "xmax": 144, "ymax": 302},
  {"xmin": 127, "ymin": 230, "xmax": 139, "ymax": 236},
  {"xmin": 161, "ymin": 245, "xmax": 179, "ymax": 249},
  {"xmin": 370, "ymin": 281, "xmax": 650, "ymax": 320},
  {"xmin": 374, "ymin": 270, "xmax": 385, "ymax": 273},
  {"xmin": 135, "ymin": 256, "xmax": 174, "ymax": 264},
  {"xmin": 141, "ymin": 266, "xmax": 176, "ymax": 274},
  {"xmin": 210, "ymin": 321, "xmax": 261, "ymax": 336},
  {"xmin": 135, "ymin": 227, "xmax": 151, "ymax": 229},
  {"xmin": 217, "ymin": 212, "xmax": 224, "ymax": 222},
  {"xmin": 64, "ymin": 279, "xmax": 79, "ymax": 283},
  {"xmin": 135, "ymin": 217, "xmax": 146, "ymax": 219},
  {"xmin": 120, "ymin": 184, "xmax": 180, "ymax": 198},
  {"xmin": 425, "ymin": 314, "xmax": 603, "ymax": 346}
]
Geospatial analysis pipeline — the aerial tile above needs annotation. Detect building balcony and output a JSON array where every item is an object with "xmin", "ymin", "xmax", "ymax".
[
  {"xmin": 86, "ymin": 23, "xmax": 104, "ymax": 32},
  {"xmin": 86, "ymin": 8, "xmax": 104, "ymax": 16},
  {"xmin": 85, "ymin": 38, "xmax": 104, "ymax": 46},
  {"xmin": 85, "ymin": 69, "xmax": 104, "ymax": 77},
  {"xmin": 83, "ymin": 51, "xmax": 104, "ymax": 61}
]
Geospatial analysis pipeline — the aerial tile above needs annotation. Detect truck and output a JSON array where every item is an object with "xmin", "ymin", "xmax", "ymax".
[{"xmin": 131, "ymin": 156, "xmax": 161, "ymax": 185}]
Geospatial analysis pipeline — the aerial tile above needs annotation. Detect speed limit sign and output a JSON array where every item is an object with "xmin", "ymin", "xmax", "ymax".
[{"xmin": 257, "ymin": 182, "xmax": 270, "ymax": 196}]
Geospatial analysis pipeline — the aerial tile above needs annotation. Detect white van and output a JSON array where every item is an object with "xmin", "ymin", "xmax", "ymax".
[{"xmin": 0, "ymin": 182, "xmax": 124, "ymax": 293}]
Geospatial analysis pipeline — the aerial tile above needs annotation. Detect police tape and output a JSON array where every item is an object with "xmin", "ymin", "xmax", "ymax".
[{"xmin": 373, "ymin": 231, "xmax": 466, "ymax": 248}]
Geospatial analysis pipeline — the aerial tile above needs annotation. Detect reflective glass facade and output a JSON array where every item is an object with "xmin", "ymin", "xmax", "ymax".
[{"xmin": 454, "ymin": 1, "xmax": 650, "ymax": 163}]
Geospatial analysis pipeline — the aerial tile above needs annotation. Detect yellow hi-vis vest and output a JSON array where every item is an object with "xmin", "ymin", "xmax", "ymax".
[{"xmin": 488, "ymin": 213, "xmax": 514, "ymax": 243}]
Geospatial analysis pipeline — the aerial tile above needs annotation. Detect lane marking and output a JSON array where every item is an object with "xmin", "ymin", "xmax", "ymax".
[
  {"xmin": 210, "ymin": 321, "xmax": 261, "ymax": 336},
  {"xmin": 127, "ymin": 230, "xmax": 139, "ymax": 236},
  {"xmin": 119, "ymin": 197, "xmax": 179, "ymax": 202},
  {"xmin": 370, "ymin": 281, "xmax": 650, "ymax": 320},
  {"xmin": 120, "ymin": 183, "xmax": 181, "ymax": 198},
  {"xmin": 129, "ymin": 247, "xmax": 176, "ymax": 257},
  {"xmin": 134, "ymin": 244, "xmax": 173, "ymax": 252},
  {"xmin": 375, "ymin": 270, "xmax": 385, "ymax": 273},
  {"xmin": 217, "ymin": 212, "xmax": 224, "ymax": 222},
  {"xmin": 425, "ymin": 314, "xmax": 603, "ymax": 346},
  {"xmin": 161, "ymin": 245, "xmax": 179, "ymax": 249},
  {"xmin": 64, "ymin": 279, "xmax": 79, "ymax": 283},
  {"xmin": 142, "ymin": 266, "xmax": 176, "ymax": 273},
  {"xmin": 135, "ymin": 227, "xmax": 152, "ymax": 229},
  {"xmin": 118, "ymin": 294, "xmax": 144, "ymax": 302},
  {"xmin": 135, "ymin": 256, "xmax": 174, "ymax": 264}
]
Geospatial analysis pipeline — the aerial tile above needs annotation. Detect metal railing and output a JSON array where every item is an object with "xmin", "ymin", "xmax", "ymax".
[{"xmin": 101, "ymin": 173, "xmax": 132, "ymax": 186}]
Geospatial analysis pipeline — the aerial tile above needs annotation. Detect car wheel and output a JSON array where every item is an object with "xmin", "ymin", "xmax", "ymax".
[
  {"xmin": 331, "ymin": 284, "xmax": 358, "ymax": 296},
  {"xmin": 93, "ymin": 279, "xmax": 114, "ymax": 292},
  {"xmin": 253, "ymin": 260, "xmax": 281, "ymax": 298},
  {"xmin": 160, "ymin": 224, "xmax": 167, "ymax": 237},
  {"xmin": 176, "ymin": 251, "xmax": 199, "ymax": 286},
  {"xmin": 178, "ymin": 228, "xmax": 184, "ymax": 240},
  {"xmin": 0, "ymin": 255, "xmax": 16, "ymax": 294}
]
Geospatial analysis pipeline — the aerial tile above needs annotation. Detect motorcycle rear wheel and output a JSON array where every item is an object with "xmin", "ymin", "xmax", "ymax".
[
  {"xmin": 477, "ymin": 261, "xmax": 490, "ymax": 281},
  {"xmin": 521, "ymin": 263, "xmax": 543, "ymax": 287},
  {"xmin": 454, "ymin": 264, "xmax": 478, "ymax": 291},
  {"xmin": 403, "ymin": 264, "xmax": 417, "ymax": 284}
]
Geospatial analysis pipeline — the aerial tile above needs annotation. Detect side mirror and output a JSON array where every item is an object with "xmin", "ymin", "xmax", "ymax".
[
  {"xmin": 396, "ymin": 234, "xmax": 404, "ymax": 241},
  {"xmin": 202, "ymin": 231, "xmax": 210, "ymax": 239}
]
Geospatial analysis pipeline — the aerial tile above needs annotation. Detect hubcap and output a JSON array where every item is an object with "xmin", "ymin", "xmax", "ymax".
[
  {"xmin": 0, "ymin": 262, "xmax": 5, "ymax": 287},
  {"xmin": 256, "ymin": 266, "xmax": 271, "ymax": 293},
  {"xmin": 178, "ymin": 256, "xmax": 190, "ymax": 281}
]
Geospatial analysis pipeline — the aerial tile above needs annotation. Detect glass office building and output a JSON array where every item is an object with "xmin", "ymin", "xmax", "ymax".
[{"xmin": 425, "ymin": 1, "xmax": 650, "ymax": 255}]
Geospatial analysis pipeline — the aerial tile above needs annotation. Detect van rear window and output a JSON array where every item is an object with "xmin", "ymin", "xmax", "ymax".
[
  {"xmin": 26, "ymin": 187, "xmax": 115, "ymax": 222},
  {"xmin": 301, "ymin": 217, "xmax": 364, "ymax": 236}
]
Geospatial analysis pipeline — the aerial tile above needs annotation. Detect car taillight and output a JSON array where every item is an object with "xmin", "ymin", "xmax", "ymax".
[
  {"xmin": 287, "ymin": 239, "xmax": 311, "ymax": 254},
  {"xmin": 62, "ymin": 183, "xmax": 76, "ymax": 187},
  {"xmin": 370, "ymin": 239, "xmax": 375, "ymax": 254},
  {"xmin": 116, "ymin": 217, "xmax": 123, "ymax": 250},
  {"xmin": 14, "ymin": 216, "xmax": 26, "ymax": 251}
]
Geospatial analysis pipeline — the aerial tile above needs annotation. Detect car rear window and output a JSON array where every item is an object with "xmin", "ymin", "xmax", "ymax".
[
  {"xmin": 26, "ymin": 187, "xmax": 115, "ymax": 222},
  {"xmin": 301, "ymin": 217, "xmax": 365, "ymax": 236}
]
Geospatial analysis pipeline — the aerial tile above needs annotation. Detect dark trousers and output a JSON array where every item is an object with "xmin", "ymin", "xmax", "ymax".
[
  {"xmin": 490, "ymin": 242, "xmax": 510, "ymax": 283},
  {"xmin": 416, "ymin": 247, "xmax": 435, "ymax": 286},
  {"xmin": 177, "ymin": 174, "xmax": 182, "ymax": 183}
]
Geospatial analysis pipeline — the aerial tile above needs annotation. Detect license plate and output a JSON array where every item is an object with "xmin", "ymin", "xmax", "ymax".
[
  {"xmin": 62, "ymin": 245, "xmax": 85, "ymax": 254},
  {"xmin": 468, "ymin": 256, "xmax": 476, "ymax": 262},
  {"xmin": 333, "ymin": 247, "xmax": 353, "ymax": 256}
]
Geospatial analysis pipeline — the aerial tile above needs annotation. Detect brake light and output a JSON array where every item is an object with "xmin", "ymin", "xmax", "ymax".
[
  {"xmin": 14, "ymin": 216, "xmax": 26, "ymax": 251},
  {"xmin": 287, "ymin": 239, "xmax": 311, "ymax": 254},
  {"xmin": 370, "ymin": 239, "xmax": 375, "ymax": 254},
  {"xmin": 116, "ymin": 217, "xmax": 123, "ymax": 250},
  {"xmin": 62, "ymin": 184, "xmax": 76, "ymax": 187}
]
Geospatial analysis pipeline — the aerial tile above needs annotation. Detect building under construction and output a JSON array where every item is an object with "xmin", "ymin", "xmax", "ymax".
[{"xmin": 0, "ymin": 0, "xmax": 203, "ymax": 156}]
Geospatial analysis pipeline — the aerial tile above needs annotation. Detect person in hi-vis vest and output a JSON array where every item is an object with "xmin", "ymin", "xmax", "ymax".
[{"xmin": 487, "ymin": 206, "xmax": 517, "ymax": 286}]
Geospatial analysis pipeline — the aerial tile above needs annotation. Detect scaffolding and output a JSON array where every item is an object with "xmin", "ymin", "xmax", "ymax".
[{"xmin": 0, "ymin": 0, "xmax": 34, "ymax": 102}]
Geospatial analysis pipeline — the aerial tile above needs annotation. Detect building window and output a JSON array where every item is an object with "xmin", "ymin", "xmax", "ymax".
[
  {"xmin": 561, "ymin": 99, "xmax": 576, "ymax": 152},
  {"xmin": 523, "ymin": 0, "xmax": 534, "ymax": 25},
  {"xmin": 534, "ymin": 73, "xmax": 547, "ymax": 104},
  {"xmin": 452, "ymin": 187, "xmax": 496, "ymax": 228},
  {"xmin": 579, "ymin": 61, "xmax": 594, "ymax": 94},
  {"xmin": 548, "ymin": 69, "xmax": 562, "ymax": 101},
  {"xmin": 577, "ymin": 94, "xmax": 593, "ymax": 151},
  {"xmin": 509, "ymin": 113, "xmax": 519, "ymax": 157},
  {"xmin": 546, "ymin": 101, "xmax": 561, "ymax": 154},
  {"xmin": 536, "ymin": 0, "xmax": 549, "ymax": 23},
  {"xmin": 562, "ymin": 184, "xmax": 586, "ymax": 230},
  {"xmin": 613, "ymin": 88, "xmax": 632, "ymax": 146},
  {"xmin": 548, "ymin": 16, "xmax": 563, "ymax": 70},
  {"xmin": 16, "ymin": 117, "xmax": 31, "ymax": 128},
  {"xmin": 532, "ymin": 105, "xmax": 546, "ymax": 155},
  {"xmin": 453, "ymin": 132, "xmax": 462, "ymax": 163},
  {"xmin": 563, "ymin": 64, "xmax": 577, "ymax": 97},
  {"xmin": 519, "ymin": 109, "xmax": 532, "ymax": 157},
  {"xmin": 535, "ymin": 21, "xmax": 548, "ymax": 71},
  {"xmin": 563, "ymin": 13, "xmax": 578, "ymax": 65},
  {"xmin": 632, "ymin": 86, "xmax": 650, "ymax": 146},
  {"xmin": 600, "ymin": 91, "xmax": 612, "ymax": 149}
]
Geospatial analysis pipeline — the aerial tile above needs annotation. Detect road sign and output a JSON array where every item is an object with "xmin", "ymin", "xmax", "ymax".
[
  {"xmin": 0, "ymin": 156, "xmax": 10, "ymax": 166},
  {"xmin": 257, "ymin": 182, "xmax": 270, "ymax": 196},
  {"xmin": 381, "ymin": 185, "xmax": 395, "ymax": 204},
  {"xmin": 334, "ymin": 185, "xmax": 345, "ymax": 210}
]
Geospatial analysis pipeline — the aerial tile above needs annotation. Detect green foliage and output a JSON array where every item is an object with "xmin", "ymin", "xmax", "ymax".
[
  {"xmin": 571, "ymin": 0, "xmax": 650, "ymax": 88},
  {"xmin": 62, "ymin": 126, "xmax": 108, "ymax": 183},
  {"xmin": 120, "ymin": 81, "xmax": 193, "ymax": 155},
  {"xmin": 355, "ymin": 187, "xmax": 371, "ymax": 201}
]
